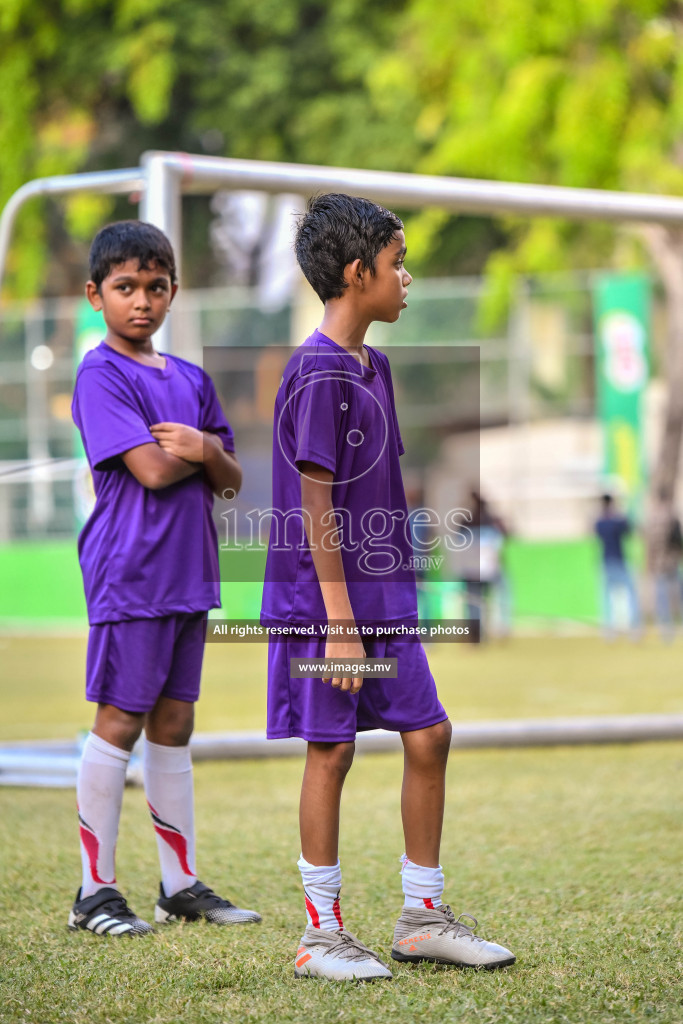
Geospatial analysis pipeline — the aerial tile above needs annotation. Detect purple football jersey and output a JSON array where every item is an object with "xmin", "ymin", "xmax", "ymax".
[
  {"xmin": 72, "ymin": 342, "xmax": 234, "ymax": 625},
  {"xmin": 261, "ymin": 331, "xmax": 418, "ymax": 627}
]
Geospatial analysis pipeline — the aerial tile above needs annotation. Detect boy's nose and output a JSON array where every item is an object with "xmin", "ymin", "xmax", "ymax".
[{"xmin": 403, "ymin": 270, "xmax": 413, "ymax": 285}]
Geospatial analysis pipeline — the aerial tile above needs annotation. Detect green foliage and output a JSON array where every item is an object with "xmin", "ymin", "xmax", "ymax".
[
  {"xmin": 0, "ymin": 0, "xmax": 405, "ymax": 298},
  {"xmin": 367, "ymin": 0, "xmax": 683, "ymax": 319},
  {"xmin": 4, "ymin": 0, "xmax": 683, "ymax": 301}
]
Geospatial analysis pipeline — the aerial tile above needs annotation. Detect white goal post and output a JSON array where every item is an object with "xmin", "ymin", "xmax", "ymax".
[{"xmin": 3, "ymin": 149, "xmax": 683, "ymax": 351}]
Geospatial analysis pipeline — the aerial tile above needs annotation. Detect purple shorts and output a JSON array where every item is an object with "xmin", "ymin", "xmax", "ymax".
[
  {"xmin": 267, "ymin": 636, "xmax": 448, "ymax": 742},
  {"xmin": 86, "ymin": 612, "xmax": 208, "ymax": 713}
]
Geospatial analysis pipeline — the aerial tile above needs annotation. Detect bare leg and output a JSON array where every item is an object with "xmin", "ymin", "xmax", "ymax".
[
  {"xmin": 400, "ymin": 720, "xmax": 452, "ymax": 866},
  {"xmin": 145, "ymin": 696, "xmax": 195, "ymax": 746},
  {"xmin": 300, "ymin": 741, "xmax": 355, "ymax": 864},
  {"xmin": 93, "ymin": 702, "xmax": 144, "ymax": 750}
]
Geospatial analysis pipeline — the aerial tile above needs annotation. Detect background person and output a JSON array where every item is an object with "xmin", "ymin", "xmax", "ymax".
[{"xmin": 594, "ymin": 493, "xmax": 641, "ymax": 639}]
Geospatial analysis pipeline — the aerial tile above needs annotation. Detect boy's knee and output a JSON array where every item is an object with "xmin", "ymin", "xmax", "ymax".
[
  {"xmin": 146, "ymin": 700, "xmax": 195, "ymax": 746},
  {"xmin": 149, "ymin": 722, "xmax": 193, "ymax": 746},
  {"xmin": 93, "ymin": 704, "xmax": 144, "ymax": 751},
  {"xmin": 403, "ymin": 718, "xmax": 452, "ymax": 768},
  {"xmin": 433, "ymin": 718, "xmax": 453, "ymax": 758},
  {"xmin": 434, "ymin": 717, "xmax": 452, "ymax": 746},
  {"xmin": 308, "ymin": 741, "xmax": 355, "ymax": 778}
]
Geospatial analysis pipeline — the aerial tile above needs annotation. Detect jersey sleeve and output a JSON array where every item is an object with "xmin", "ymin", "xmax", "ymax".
[
  {"xmin": 72, "ymin": 366, "xmax": 154, "ymax": 471},
  {"xmin": 201, "ymin": 373, "xmax": 235, "ymax": 453},
  {"xmin": 289, "ymin": 370, "xmax": 345, "ymax": 475}
]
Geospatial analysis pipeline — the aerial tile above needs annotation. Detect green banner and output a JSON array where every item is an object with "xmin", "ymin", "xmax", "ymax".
[
  {"xmin": 593, "ymin": 273, "xmax": 651, "ymax": 505},
  {"xmin": 73, "ymin": 299, "xmax": 105, "ymax": 526}
]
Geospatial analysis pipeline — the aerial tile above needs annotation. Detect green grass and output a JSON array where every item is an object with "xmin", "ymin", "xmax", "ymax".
[
  {"xmin": 1, "ymin": 636, "xmax": 682, "ymax": 1022},
  {"xmin": 2, "ymin": 634, "xmax": 683, "ymax": 741},
  {"xmin": 1, "ymin": 747, "xmax": 682, "ymax": 1023}
]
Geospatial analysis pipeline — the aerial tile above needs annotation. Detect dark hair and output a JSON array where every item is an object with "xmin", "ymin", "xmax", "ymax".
[
  {"xmin": 89, "ymin": 220, "xmax": 177, "ymax": 289},
  {"xmin": 295, "ymin": 194, "xmax": 403, "ymax": 302}
]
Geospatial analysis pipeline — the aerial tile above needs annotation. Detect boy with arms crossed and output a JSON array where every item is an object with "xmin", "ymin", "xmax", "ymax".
[
  {"xmin": 262, "ymin": 195, "xmax": 514, "ymax": 979},
  {"xmin": 70, "ymin": 221, "xmax": 260, "ymax": 935}
]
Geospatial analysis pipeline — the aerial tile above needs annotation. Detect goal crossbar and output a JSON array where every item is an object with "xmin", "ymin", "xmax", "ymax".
[{"xmin": 3, "ymin": 149, "xmax": 683, "ymax": 349}]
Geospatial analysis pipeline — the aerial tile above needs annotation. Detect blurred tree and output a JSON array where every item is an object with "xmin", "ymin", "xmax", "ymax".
[
  {"xmin": 0, "ymin": 0, "xmax": 405, "ymax": 296},
  {"xmin": 369, "ymin": 0, "xmax": 683, "ymax": 563}
]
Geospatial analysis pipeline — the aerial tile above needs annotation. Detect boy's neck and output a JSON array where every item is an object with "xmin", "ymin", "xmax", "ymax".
[
  {"xmin": 319, "ymin": 306, "xmax": 370, "ymax": 363},
  {"xmin": 104, "ymin": 332, "xmax": 165, "ymax": 366}
]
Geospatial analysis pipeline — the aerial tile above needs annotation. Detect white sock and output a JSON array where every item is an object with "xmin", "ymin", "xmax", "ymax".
[
  {"xmin": 143, "ymin": 739, "xmax": 197, "ymax": 898},
  {"xmin": 77, "ymin": 732, "xmax": 130, "ymax": 898},
  {"xmin": 297, "ymin": 854, "xmax": 344, "ymax": 931},
  {"xmin": 400, "ymin": 852, "xmax": 444, "ymax": 909}
]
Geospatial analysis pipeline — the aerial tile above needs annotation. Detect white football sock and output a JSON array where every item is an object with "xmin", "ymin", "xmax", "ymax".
[
  {"xmin": 297, "ymin": 854, "xmax": 344, "ymax": 931},
  {"xmin": 400, "ymin": 852, "xmax": 444, "ymax": 909},
  {"xmin": 77, "ymin": 732, "xmax": 130, "ymax": 898},
  {"xmin": 143, "ymin": 739, "xmax": 197, "ymax": 898}
]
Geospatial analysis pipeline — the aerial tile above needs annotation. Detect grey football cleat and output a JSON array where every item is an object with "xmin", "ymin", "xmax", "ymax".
[
  {"xmin": 294, "ymin": 925, "xmax": 393, "ymax": 981},
  {"xmin": 392, "ymin": 905, "xmax": 515, "ymax": 968},
  {"xmin": 155, "ymin": 880, "xmax": 261, "ymax": 925}
]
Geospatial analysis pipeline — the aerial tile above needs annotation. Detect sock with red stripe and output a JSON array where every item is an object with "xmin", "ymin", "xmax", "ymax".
[
  {"xmin": 143, "ymin": 739, "xmax": 197, "ymax": 899},
  {"xmin": 77, "ymin": 732, "xmax": 130, "ymax": 898},
  {"xmin": 400, "ymin": 852, "xmax": 444, "ymax": 909},
  {"xmin": 297, "ymin": 854, "xmax": 344, "ymax": 931}
]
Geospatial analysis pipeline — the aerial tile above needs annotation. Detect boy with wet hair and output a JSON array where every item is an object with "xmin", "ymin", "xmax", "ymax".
[
  {"xmin": 262, "ymin": 194, "xmax": 515, "ymax": 979},
  {"xmin": 69, "ymin": 220, "xmax": 261, "ymax": 936}
]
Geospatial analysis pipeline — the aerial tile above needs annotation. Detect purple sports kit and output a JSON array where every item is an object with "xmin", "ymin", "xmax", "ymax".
[
  {"xmin": 86, "ymin": 612, "xmax": 207, "ymax": 712},
  {"xmin": 72, "ymin": 342, "xmax": 233, "ymax": 626},
  {"xmin": 262, "ymin": 331, "xmax": 447, "ymax": 741},
  {"xmin": 262, "ymin": 331, "xmax": 418, "ymax": 627},
  {"xmin": 267, "ymin": 634, "xmax": 445, "ymax": 741},
  {"xmin": 72, "ymin": 341, "xmax": 234, "ymax": 710}
]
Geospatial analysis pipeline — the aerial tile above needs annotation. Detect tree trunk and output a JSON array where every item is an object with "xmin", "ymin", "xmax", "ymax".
[{"xmin": 640, "ymin": 226, "xmax": 683, "ymax": 571}]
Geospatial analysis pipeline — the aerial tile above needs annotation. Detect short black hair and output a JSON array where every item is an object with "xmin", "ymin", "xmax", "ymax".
[
  {"xmin": 295, "ymin": 194, "xmax": 403, "ymax": 302},
  {"xmin": 89, "ymin": 220, "xmax": 177, "ymax": 289}
]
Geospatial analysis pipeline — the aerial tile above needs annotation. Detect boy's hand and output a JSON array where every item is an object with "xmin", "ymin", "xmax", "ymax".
[
  {"xmin": 322, "ymin": 633, "xmax": 366, "ymax": 694},
  {"xmin": 150, "ymin": 422, "xmax": 204, "ymax": 463}
]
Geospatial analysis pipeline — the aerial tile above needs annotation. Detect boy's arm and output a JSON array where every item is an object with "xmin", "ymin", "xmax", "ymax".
[
  {"xmin": 300, "ymin": 461, "xmax": 365, "ymax": 694},
  {"xmin": 148, "ymin": 422, "xmax": 242, "ymax": 497},
  {"xmin": 122, "ymin": 442, "xmax": 200, "ymax": 490},
  {"xmin": 203, "ymin": 431, "xmax": 242, "ymax": 497}
]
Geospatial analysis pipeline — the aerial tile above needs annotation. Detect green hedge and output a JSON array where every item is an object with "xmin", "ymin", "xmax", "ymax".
[{"xmin": 0, "ymin": 537, "xmax": 626, "ymax": 627}]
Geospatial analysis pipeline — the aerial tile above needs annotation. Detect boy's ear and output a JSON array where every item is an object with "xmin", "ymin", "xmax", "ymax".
[
  {"xmin": 85, "ymin": 281, "xmax": 102, "ymax": 311},
  {"xmin": 344, "ymin": 258, "xmax": 365, "ymax": 289},
  {"xmin": 169, "ymin": 283, "xmax": 179, "ymax": 305}
]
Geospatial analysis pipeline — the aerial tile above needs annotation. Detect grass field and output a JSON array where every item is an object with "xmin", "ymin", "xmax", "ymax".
[
  {"xmin": 2, "ymin": 633, "xmax": 683, "ymax": 741},
  {"xmin": 1, "ymin": 635, "xmax": 682, "ymax": 1023}
]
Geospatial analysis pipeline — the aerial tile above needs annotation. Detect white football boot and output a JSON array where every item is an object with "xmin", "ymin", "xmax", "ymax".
[
  {"xmin": 392, "ymin": 906, "xmax": 515, "ymax": 968},
  {"xmin": 294, "ymin": 925, "xmax": 393, "ymax": 981}
]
